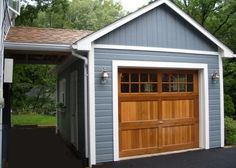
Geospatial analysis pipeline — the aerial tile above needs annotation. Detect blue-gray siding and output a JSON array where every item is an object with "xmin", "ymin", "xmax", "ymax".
[
  {"xmin": 95, "ymin": 4, "xmax": 217, "ymax": 52},
  {"xmin": 94, "ymin": 48, "xmax": 220, "ymax": 163},
  {"xmin": 57, "ymin": 59, "xmax": 86, "ymax": 158}
]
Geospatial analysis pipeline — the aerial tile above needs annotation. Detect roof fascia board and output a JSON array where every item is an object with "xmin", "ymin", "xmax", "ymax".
[
  {"xmin": 4, "ymin": 42, "xmax": 71, "ymax": 52},
  {"xmin": 76, "ymin": 0, "xmax": 234, "ymax": 57}
]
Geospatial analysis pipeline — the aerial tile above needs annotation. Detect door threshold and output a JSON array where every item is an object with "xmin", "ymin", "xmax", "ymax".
[{"xmin": 120, "ymin": 148, "xmax": 202, "ymax": 161}]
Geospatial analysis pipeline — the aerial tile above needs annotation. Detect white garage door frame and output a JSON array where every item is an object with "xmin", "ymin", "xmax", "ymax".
[{"xmin": 112, "ymin": 60, "xmax": 209, "ymax": 161}]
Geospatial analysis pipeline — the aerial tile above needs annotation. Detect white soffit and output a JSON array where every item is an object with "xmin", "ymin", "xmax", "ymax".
[{"xmin": 75, "ymin": 0, "xmax": 234, "ymax": 57}]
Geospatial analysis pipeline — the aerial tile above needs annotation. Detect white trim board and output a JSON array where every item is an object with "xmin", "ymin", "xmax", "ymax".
[
  {"xmin": 112, "ymin": 60, "xmax": 209, "ymax": 161},
  {"xmin": 94, "ymin": 45, "xmax": 218, "ymax": 56},
  {"xmin": 88, "ymin": 43, "xmax": 96, "ymax": 167},
  {"xmin": 219, "ymin": 55, "xmax": 225, "ymax": 147},
  {"xmin": 4, "ymin": 42, "xmax": 71, "ymax": 52},
  {"xmin": 75, "ymin": 0, "xmax": 234, "ymax": 57}
]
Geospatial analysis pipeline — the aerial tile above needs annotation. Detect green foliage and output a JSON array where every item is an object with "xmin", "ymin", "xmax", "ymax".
[
  {"xmin": 225, "ymin": 116, "xmax": 236, "ymax": 145},
  {"xmin": 224, "ymin": 58, "xmax": 236, "ymax": 117},
  {"xmin": 16, "ymin": 0, "xmax": 49, "ymax": 26},
  {"xmin": 16, "ymin": 0, "xmax": 124, "ymax": 31},
  {"xmin": 12, "ymin": 65, "xmax": 56, "ymax": 114},
  {"xmin": 11, "ymin": 114, "xmax": 56, "ymax": 126},
  {"xmin": 224, "ymin": 94, "xmax": 235, "ymax": 117},
  {"xmin": 62, "ymin": 0, "xmax": 124, "ymax": 30},
  {"xmin": 174, "ymin": 0, "xmax": 236, "ymax": 52}
]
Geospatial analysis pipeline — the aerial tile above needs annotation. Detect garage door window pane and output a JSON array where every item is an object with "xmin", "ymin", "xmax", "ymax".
[
  {"xmin": 171, "ymin": 74, "xmax": 178, "ymax": 82},
  {"xmin": 187, "ymin": 84, "xmax": 193, "ymax": 92},
  {"xmin": 141, "ymin": 83, "xmax": 149, "ymax": 92},
  {"xmin": 162, "ymin": 84, "xmax": 169, "ymax": 92},
  {"xmin": 141, "ymin": 73, "xmax": 148, "ymax": 82},
  {"xmin": 131, "ymin": 73, "xmax": 139, "ymax": 82},
  {"xmin": 179, "ymin": 83, "xmax": 186, "ymax": 92},
  {"xmin": 187, "ymin": 74, "xmax": 193, "ymax": 82},
  {"xmin": 121, "ymin": 84, "xmax": 129, "ymax": 93},
  {"xmin": 179, "ymin": 74, "xmax": 187, "ymax": 82},
  {"xmin": 162, "ymin": 74, "xmax": 169, "ymax": 82},
  {"xmin": 150, "ymin": 84, "xmax": 157, "ymax": 92},
  {"xmin": 121, "ymin": 73, "xmax": 129, "ymax": 82},
  {"xmin": 171, "ymin": 83, "xmax": 178, "ymax": 92},
  {"xmin": 131, "ymin": 84, "xmax": 139, "ymax": 93},
  {"xmin": 150, "ymin": 73, "xmax": 157, "ymax": 82}
]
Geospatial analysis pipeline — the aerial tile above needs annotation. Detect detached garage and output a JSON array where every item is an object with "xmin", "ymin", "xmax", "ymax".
[{"xmin": 56, "ymin": 0, "xmax": 235, "ymax": 167}]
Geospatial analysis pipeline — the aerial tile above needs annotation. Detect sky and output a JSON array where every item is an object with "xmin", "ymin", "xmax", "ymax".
[{"xmin": 114, "ymin": 0, "xmax": 150, "ymax": 12}]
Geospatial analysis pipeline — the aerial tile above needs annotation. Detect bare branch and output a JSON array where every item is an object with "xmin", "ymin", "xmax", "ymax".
[{"xmin": 213, "ymin": 9, "xmax": 236, "ymax": 35}]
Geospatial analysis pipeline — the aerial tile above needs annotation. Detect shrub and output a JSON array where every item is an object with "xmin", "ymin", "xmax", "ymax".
[
  {"xmin": 225, "ymin": 116, "xmax": 236, "ymax": 145},
  {"xmin": 224, "ymin": 94, "xmax": 235, "ymax": 117}
]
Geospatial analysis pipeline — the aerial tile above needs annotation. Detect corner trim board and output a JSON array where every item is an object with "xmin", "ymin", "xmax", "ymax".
[
  {"xmin": 219, "ymin": 55, "xmax": 225, "ymax": 147},
  {"xmin": 94, "ymin": 44, "xmax": 218, "ymax": 56},
  {"xmin": 88, "ymin": 43, "xmax": 96, "ymax": 166},
  {"xmin": 112, "ymin": 60, "xmax": 209, "ymax": 161}
]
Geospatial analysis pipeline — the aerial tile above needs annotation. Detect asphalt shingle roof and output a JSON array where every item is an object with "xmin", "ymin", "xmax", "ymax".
[{"xmin": 5, "ymin": 26, "xmax": 92, "ymax": 45}]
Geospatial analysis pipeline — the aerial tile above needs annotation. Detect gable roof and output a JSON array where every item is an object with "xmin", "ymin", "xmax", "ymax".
[
  {"xmin": 6, "ymin": 26, "xmax": 92, "ymax": 45},
  {"xmin": 74, "ymin": 0, "xmax": 234, "ymax": 57}
]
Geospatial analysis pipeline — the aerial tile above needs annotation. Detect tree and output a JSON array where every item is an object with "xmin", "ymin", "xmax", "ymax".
[
  {"xmin": 16, "ymin": 0, "xmax": 124, "ymax": 31},
  {"xmin": 13, "ymin": 0, "xmax": 124, "ymax": 114},
  {"xmin": 64, "ymin": 0, "xmax": 123, "ymax": 30},
  {"xmin": 173, "ymin": 0, "xmax": 236, "ymax": 52},
  {"xmin": 12, "ymin": 65, "xmax": 56, "ymax": 114},
  {"xmin": 16, "ymin": 0, "xmax": 49, "ymax": 26},
  {"xmin": 224, "ymin": 94, "xmax": 235, "ymax": 117}
]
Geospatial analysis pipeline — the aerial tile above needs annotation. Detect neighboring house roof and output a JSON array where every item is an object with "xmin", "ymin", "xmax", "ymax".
[
  {"xmin": 74, "ymin": 0, "xmax": 235, "ymax": 57},
  {"xmin": 6, "ymin": 26, "xmax": 92, "ymax": 45}
]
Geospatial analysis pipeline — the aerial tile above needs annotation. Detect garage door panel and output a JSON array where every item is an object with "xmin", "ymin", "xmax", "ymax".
[
  {"xmin": 160, "ymin": 125, "xmax": 195, "ymax": 147},
  {"xmin": 120, "ymin": 128, "xmax": 158, "ymax": 153},
  {"xmin": 162, "ymin": 100, "xmax": 195, "ymax": 120},
  {"xmin": 120, "ymin": 101, "xmax": 159, "ymax": 122}
]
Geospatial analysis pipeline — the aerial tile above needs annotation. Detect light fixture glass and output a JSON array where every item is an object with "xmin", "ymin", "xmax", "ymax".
[
  {"xmin": 101, "ymin": 68, "xmax": 109, "ymax": 84},
  {"xmin": 211, "ymin": 71, "xmax": 219, "ymax": 84}
]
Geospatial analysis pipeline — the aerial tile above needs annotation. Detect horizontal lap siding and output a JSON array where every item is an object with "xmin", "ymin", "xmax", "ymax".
[
  {"xmin": 58, "ymin": 60, "xmax": 86, "ymax": 157},
  {"xmin": 94, "ymin": 49, "xmax": 220, "ymax": 163},
  {"xmin": 95, "ymin": 5, "xmax": 217, "ymax": 51}
]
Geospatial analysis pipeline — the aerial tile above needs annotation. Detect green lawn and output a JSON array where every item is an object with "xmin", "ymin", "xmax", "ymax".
[{"xmin": 11, "ymin": 114, "xmax": 56, "ymax": 126}]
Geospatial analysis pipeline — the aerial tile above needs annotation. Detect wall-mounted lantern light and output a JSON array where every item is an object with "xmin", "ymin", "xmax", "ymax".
[
  {"xmin": 101, "ymin": 68, "xmax": 109, "ymax": 84},
  {"xmin": 211, "ymin": 71, "xmax": 220, "ymax": 83}
]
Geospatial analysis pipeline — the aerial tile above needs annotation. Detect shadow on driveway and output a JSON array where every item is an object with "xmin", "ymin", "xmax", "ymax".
[
  {"xmin": 8, "ymin": 127, "xmax": 83, "ymax": 168},
  {"xmin": 94, "ymin": 148, "xmax": 236, "ymax": 168}
]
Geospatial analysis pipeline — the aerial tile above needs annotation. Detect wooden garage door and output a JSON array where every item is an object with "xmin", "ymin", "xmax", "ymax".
[{"xmin": 118, "ymin": 69, "xmax": 199, "ymax": 157}]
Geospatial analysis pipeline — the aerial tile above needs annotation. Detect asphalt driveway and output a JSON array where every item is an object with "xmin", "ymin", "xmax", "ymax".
[
  {"xmin": 94, "ymin": 147, "xmax": 236, "ymax": 168},
  {"xmin": 7, "ymin": 126, "xmax": 236, "ymax": 168},
  {"xmin": 8, "ymin": 127, "xmax": 83, "ymax": 168}
]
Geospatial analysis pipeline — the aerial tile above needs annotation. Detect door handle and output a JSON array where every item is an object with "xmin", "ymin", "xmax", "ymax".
[{"xmin": 159, "ymin": 121, "xmax": 164, "ymax": 124}]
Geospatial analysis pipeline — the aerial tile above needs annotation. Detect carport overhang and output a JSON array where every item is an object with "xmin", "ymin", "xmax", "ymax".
[{"xmin": 4, "ymin": 41, "xmax": 72, "ymax": 64}]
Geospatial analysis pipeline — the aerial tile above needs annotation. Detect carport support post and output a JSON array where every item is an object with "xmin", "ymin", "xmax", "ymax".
[{"xmin": 2, "ymin": 83, "xmax": 11, "ymax": 167}]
